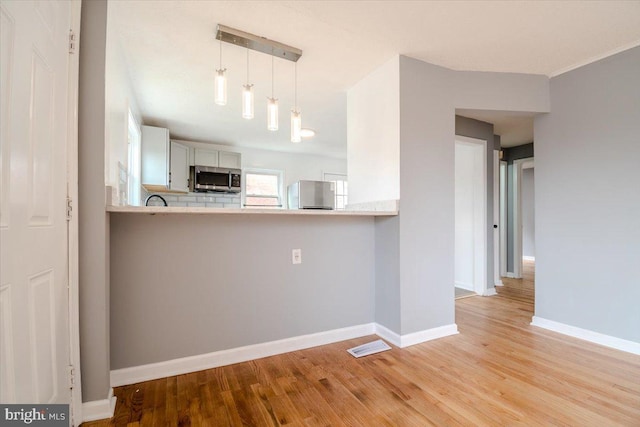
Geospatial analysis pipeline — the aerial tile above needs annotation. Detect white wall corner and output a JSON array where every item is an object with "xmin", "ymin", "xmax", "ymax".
[
  {"xmin": 531, "ymin": 316, "xmax": 640, "ymax": 355},
  {"xmin": 82, "ymin": 387, "xmax": 116, "ymax": 423},
  {"xmin": 111, "ymin": 323, "xmax": 376, "ymax": 387}
]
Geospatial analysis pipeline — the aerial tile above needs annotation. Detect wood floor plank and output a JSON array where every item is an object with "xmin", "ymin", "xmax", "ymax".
[{"xmin": 83, "ymin": 261, "xmax": 640, "ymax": 426}]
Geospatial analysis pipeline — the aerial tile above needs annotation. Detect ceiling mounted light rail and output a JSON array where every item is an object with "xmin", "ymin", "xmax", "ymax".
[{"xmin": 215, "ymin": 24, "xmax": 302, "ymax": 62}]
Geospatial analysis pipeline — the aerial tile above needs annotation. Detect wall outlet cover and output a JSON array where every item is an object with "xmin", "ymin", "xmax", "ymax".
[{"xmin": 292, "ymin": 249, "xmax": 302, "ymax": 264}]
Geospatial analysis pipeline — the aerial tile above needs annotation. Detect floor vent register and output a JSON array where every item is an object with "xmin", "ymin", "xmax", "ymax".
[{"xmin": 347, "ymin": 339, "xmax": 392, "ymax": 358}]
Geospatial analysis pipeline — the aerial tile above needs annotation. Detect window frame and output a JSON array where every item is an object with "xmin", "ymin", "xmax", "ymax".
[
  {"xmin": 127, "ymin": 109, "xmax": 142, "ymax": 206},
  {"xmin": 243, "ymin": 168, "xmax": 285, "ymax": 208},
  {"xmin": 323, "ymin": 172, "xmax": 348, "ymax": 210}
]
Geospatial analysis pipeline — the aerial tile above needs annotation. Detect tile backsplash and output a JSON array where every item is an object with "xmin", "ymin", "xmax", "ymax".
[{"xmin": 145, "ymin": 192, "xmax": 241, "ymax": 208}]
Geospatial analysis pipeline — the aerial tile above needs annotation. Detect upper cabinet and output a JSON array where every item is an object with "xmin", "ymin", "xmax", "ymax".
[
  {"xmin": 169, "ymin": 141, "xmax": 190, "ymax": 192},
  {"xmin": 195, "ymin": 148, "xmax": 241, "ymax": 169},
  {"xmin": 219, "ymin": 151, "xmax": 242, "ymax": 169},
  {"xmin": 194, "ymin": 148, "xmax": 218, "ymax": 168},
  {"xmin": 141, "ymin": 125, "xmax": 169, "ymax": 189},
  {"xmin": 141, "ymin": 125, "xmax": 189, "ymax": 192}
]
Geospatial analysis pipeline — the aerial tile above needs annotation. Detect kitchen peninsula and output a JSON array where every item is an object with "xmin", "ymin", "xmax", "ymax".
[{"xmin": 107, "ymin": 201, "xmax": 398, "ymax": 384}]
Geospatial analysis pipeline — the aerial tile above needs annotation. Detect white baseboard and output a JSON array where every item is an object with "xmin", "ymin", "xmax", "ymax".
[
  {"xmin": 494, "ymin": 280, "xmax": 504, "ymax": 287},
  {"xmin": 111, "ymin": 321, "xmax": 461, "ymax": 387},
  {"xmin": 454, "ymin": 281, "xmax": 474, "ymax": 291},
  {"xmin": 111, "ymin": 323, "xmax": 376, "ymax": 387},
  {"xmin": 373, "ymin": 323, "xmax": 402, "ymax": 347},
  {"xmin": 523, "ymin": 256, "xmax": 535, "ymax": 261},
  {"xmin": 531, "ymin": 316, "xmax": 640, "ymax": 355},
  {"xmin": 504, "ymin": 272, "xmax": 516, "ymax": 278},
  {"xmin": 375, "ymin": 323, "xmax": 459, "ymax": 348},
  {"xmin": 483, "ymin": 288, "xmax": 497, "ymax": 296},
  {"xmin": 82, "ymin": 387, "xmax": 116, "ymax": 422}
]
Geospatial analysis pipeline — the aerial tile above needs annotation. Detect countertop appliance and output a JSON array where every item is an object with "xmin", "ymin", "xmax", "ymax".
[
  {"xmin": 193, "ymin": 165, "xmax": 241, "ymax": 193},
  {"xmin": 288, "ymin": 180, "xmax": 335, "ymax": 210}
]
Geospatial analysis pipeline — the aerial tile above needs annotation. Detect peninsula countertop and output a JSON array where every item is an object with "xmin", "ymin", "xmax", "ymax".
[{"xmin": 106, "ymin": 205, "xmax": 398, "ymax": 216}]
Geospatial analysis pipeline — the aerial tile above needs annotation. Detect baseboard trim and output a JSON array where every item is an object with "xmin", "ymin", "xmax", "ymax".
[
  {"xmin": 505, "ymin": 272, "xmax": 516, "ymax": 278},
  {"xmin": 375, "ymin": 323, "xmax": 459, "ymax": 348},
  {"xmin": 373, "ymin": 323, "xmax": 402, "ymax": 347},
  {"xmin": 494, "ymin": 280, "xmax": 504, "ymax": 287},
  {"xmin": 111, "ymin": 323, "xmax": 376, "ymax": 387},
  {"xmin": 523, "ymin": 256, "xmax": 535, "ymax": 261},
  {"xmin": 454, "ymin": 281, "xmax": 474, "ymax": 291},
  {"xmin": 111, "ymin": 321, "xmax": 462, "ymax": 387},
  {"xmin": 82, "ymin": 388, "xmax": 116, "ymax": 422},
  {"xmin": 483, "ymin": 288, "xmax": 497, "ymax": 296},
  {"xmin": 531, "ymin": 316, "xmax": 640, "ymax": 355}
]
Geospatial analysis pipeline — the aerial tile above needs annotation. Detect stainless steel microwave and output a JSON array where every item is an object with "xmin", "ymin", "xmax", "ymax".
[{"xmin": 193, "ymin": 165, "xmax": 241, "ymax": 193}]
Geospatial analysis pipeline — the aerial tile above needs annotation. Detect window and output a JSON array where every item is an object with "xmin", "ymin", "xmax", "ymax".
[
  {"xmin": 244, "ymin": 168, "xmax": 284, "ymax": 208},
  {"xmin": 323, "ymin": 172, "xmax": 348, "ymax": 210},
  {"xmin": 127, "ymin": 109, "xmax": 142, "ymax": 205}
]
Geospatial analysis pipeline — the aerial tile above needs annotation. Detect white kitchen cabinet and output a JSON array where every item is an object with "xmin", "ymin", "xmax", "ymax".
[
  {"xmin": 194, "ymin": 147, "xmax": 241, "ymax": 169},
  {"xmin": 141, "ymin": 125, "xmax": 189, "ymax": 193},
  {"xmin": 194, "ymin": 148, "xmax": 219, "ymax": 167},
  {"xmin": 170, "ymin": 141, "xmax": 190, "ymax": 192},
  {"xmin": 141, "ymin": 125, "xmax": 170, "ymax": 189},
  {"xmin": 219, "ymin": 151, "xmax": 242, "ymax": 169}
]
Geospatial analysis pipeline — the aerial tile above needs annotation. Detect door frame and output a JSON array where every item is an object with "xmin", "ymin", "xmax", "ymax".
[
  {"xmin": 454, "ymin": 135, "xmax": 488, "ymax": 296},
  {"xmin": 512, "ymin": 157, "xmax": 534, "ymax": 279},
  {"xmin": 499, "ymin": 160, "xmax": 507, "ymax": 277},
  {"xmin": 493, "ymin": 150, "xmax": 503, "ymax": 287},
  {"xmin": 67, "ymin": 0, "xmax": 82, "ymax": 423}
]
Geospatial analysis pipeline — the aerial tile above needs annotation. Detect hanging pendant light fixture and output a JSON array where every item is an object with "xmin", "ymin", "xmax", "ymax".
[
  {"xmin": 214, "ymin": 37, "xmax": 227, "ymax": 106},
  {"xmin": 242, "ymin": 46, "xmax": 254, "ymax": 119},
  {"xmin": 215, "ymin": 25, "xmax": 303, "ymax": 134},
  {"xmin": 291, "ymin": 62, "xmax": 302, "ymax": 143},
  {"xmin": 267, "ymin": 52, "xmax": 278, "ymax": 131}
]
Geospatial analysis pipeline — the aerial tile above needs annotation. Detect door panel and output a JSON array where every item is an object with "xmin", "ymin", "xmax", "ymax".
[{"xmin": 0, "ymin": 0, "xmax": 70, "ymax": 404}]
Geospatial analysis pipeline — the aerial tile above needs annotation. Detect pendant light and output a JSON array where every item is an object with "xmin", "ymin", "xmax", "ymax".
[
  {"xmin": 214, "ymin": 37, "xmax": 227, "ymax": 106},
  {"xmin": 291, "ymin": 62, "xmax": 302, "ymax": 143},
  {"xmin": 242, "ymin": 46, "xmax": 254, "ymax": 119},
  {"xmin": 267, "ymin": 52, "xmax": 278, "ymax": 131}
]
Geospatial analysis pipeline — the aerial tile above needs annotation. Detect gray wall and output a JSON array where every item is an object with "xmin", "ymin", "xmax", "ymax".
[
  {"xmin": 455, "ymin": 115, "xmax": 497, "ymax": 290},
  {"xmin": 371, "ymin": 56, "xmax": 549, "ymax": 336},
  {"xmin": 522, "ymin": 168, "xmax": 535, "ymax": 258},
  {"xmin": 398, "ymin": 56, "xmax": 456, "ymax": 333},
  {"xmin": 534, "ymin": 46, "xmax": 640, "ymax": 342},
  {"xmin": 374, "ymin": 216, "xmax": 400, "ymax": 332},
  {"xmin": 110, "ymin": 214, "xmax": 375, "ymax": 369},
  {"xmin": 78, "ymin": 0, "xmax": 110, "ymax": 402}
]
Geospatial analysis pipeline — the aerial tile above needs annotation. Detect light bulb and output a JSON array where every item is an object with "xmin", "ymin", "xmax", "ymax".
[
  {"xmin": 242, "ymin": 84, "xmax": 254, "ymax": 119},
  {"xmin": 214, "ymin": 69, "xmax": 227, "ymax": 106},
  {"xmin": 291, "ymin": 110, "xmax": 301, "ymax": 143},
  {"xmin": 267, "ymin": 98, "xmax": 278, "ymax": 131}
]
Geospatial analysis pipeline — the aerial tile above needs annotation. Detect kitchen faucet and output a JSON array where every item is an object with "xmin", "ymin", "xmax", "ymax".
[{"xmin": 145, "ymin": 194, "xmax": 168, "ymax": 206}]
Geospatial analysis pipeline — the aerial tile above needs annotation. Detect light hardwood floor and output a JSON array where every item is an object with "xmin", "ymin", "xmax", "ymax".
[{"xmin": 84, "ymin": 262, "xmax": 640, "ymax": 426}]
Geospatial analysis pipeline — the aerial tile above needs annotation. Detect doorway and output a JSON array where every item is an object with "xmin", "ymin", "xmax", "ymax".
[{"xmin": 454, "ymin": 136, "xmax": 487, "ymax": 297}]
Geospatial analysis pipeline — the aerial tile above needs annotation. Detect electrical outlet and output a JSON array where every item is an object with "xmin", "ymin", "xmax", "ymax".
[{"xmin": 292, "ymin": 249, "xmax": 302, "ymax": 264}]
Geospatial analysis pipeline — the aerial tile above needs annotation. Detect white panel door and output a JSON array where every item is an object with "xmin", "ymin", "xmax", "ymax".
[{"xmin": 0, "ymin": 0, "xmax": 70, "ymax": 404}]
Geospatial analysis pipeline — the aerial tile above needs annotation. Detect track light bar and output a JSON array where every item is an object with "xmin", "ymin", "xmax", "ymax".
[{"xmin": 215, "ymin": 24, "xmax": 302, "ymax": 62}]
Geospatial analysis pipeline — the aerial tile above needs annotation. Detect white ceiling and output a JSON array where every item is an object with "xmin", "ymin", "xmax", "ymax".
[
  {"xmin": 109, "ymin": 1, "xmax": 640, "ymax": 157},
  {"xmin": 456, "ymin": 110, "xmax": 536, "ymax": 148}
]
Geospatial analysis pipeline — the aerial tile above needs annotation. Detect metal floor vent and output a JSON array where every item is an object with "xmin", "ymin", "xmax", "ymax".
[{"xmin": 347, "ymin": 339, "xmax": 392, "ymax": 358}]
